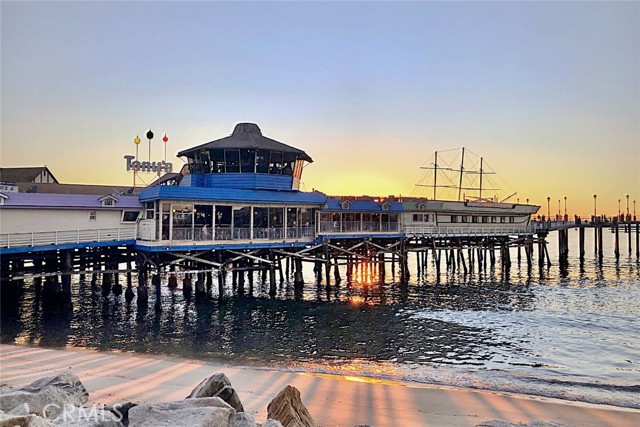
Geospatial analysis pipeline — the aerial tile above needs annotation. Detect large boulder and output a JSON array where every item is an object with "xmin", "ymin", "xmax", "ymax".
[
  {"xmin": 128, "ymin": 397, "xmax": 235, "ymax": 427},
  {"xmin": 51, "ymin": 407, "xmax": 124, "ymax": 426},
  {"xmin": 187, "ymin": 373, "xmax": 244, "ymax": 412},
  {"xmin": 0, "ymin": 412, "xmax": 54, "ymax": 427},
  {"xmin": 0, "ymin": 372, "xmax": 88, "ymax": 418},
  {"xmin": 266, "ymin": 386, "xmax": 314, "ymax": 427},
  {"xmin": 260, "ymin": 420, "xmax": 284, "ymax": 427},
  {"xmin": 233, "ymin": 412, "xmax": 256, "ymax": 427}
]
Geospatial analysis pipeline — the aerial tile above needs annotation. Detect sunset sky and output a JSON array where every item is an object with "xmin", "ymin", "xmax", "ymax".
[{"xmin": 2, "ymin": 1, "xmax": 638, "ymax": 216}]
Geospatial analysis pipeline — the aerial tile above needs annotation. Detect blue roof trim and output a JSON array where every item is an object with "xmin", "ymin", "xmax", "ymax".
[
  {"xmin": 0, "ymin": 240, "xmax": 135, "ymax": 255},
  {"xmin": 325, "ymin": 200, "xmax": 403, "ymax": 212},
  {"xmin": 139, "ymin": 186, "xmax": 327, "ymax": 205}
]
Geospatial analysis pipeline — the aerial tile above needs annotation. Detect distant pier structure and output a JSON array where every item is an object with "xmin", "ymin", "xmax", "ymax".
[{"xmin": 1, "ymin": 123, "xmax": 637, "ymax": 304}]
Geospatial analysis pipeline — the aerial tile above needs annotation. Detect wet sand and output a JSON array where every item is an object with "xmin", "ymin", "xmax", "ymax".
[{"xmin": 1, "ymin": 344, "xmax": 637, "ymax": 427}]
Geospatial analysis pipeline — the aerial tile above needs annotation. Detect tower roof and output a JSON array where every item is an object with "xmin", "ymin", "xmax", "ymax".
[{"xmin": 177, "ymin": 123, "xmax": 312, "ymax": 162}]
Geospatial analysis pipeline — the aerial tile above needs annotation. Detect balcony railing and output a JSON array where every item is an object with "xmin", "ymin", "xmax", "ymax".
[
  {"xmin": 318, "ymin": 221, "xmax": 400, "ymax": 233},
  {"xmin": 402, "ymin": 224, "xmax": 535, "ymax": 236},
  {"xmin": 0, "ymin": 227, "xmax": 137, "ymax": 249},
  {"xmin": 162, "ymin": 226, "xmax": 315, "ymax": 243}
]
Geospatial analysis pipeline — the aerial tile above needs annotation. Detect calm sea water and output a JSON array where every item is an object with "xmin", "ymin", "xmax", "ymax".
[{"xmin": 2, "ymin": 229, "xmax": 639, "ymax": 409}]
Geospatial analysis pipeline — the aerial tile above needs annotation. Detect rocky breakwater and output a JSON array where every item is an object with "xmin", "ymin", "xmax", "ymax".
[{"xmin": 0, "ymin": 371, "xmax": 323, "ymax": 427}]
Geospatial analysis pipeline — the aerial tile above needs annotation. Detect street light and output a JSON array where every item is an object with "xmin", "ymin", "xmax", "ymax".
[
  {"xmin": 133, "ymin": 135, "xmax": 141, "ymax": 187},
  {"xmin": 547, "ymin": 196, "xmax": 551, "ymax": 220},
  {"xmin": 564, "ymin": 196, "xmax": 567, "ymax": 220},
  {"xmin": 618, "ymin": 198, "xmax": 621, "ymax": 220},
  {"xmin": 146, "ymin": 129, "xmax": 154, "ymax": 161},
  {"xmin": 626, "ymin": 195, "xmax": 629, "ymax": 220},
  {"xmin": 558, "ymin": 199, "xmax": 561, "ymax": 220},
  {"xmin": 593, "ymin": 194, "xmax": 597, "ymax": 218},
  {"xmin": 634, "ymin": 200, "xmax": 637, "ymax": 221}
]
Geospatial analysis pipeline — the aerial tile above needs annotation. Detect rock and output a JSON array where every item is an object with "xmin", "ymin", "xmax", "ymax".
[
  {"xmin": 0, "ymin": 372, "xmax": 88, "ymax": 418},
  {"xmin": 0, "ymin": 412, "xmax": 54, "ymax": 426},
  {"xmin": 7, "ymin": 403, "xmax": 30, "ymax": 416},
  {"xmin": 128, "ymin": 397, "xmax": 235, "ymax": 427},
  {"xmin": 105, "ymin": 402, "xmax": 137, "ymax": 425},
  {"xmin": 233, "ymin": 412, "xmax": 256, "ymax": 427},
  {"xmin": 266, "ymin": 386, "xmax": 314, "ymax": 427},
  {"xmin": 187, "ymin": 373, "xmax": 244, "ymax": 412},
  {"xmin": 51, "ymin": 407, "xmax": 124, "ymax": 426},
  {"xmin": 261, "ymin": 420, "xmax": 284, "ymax": 427}
]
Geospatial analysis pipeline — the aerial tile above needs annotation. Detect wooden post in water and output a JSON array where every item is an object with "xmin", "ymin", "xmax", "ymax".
[
  {"xmin": 636, "ymin": 223, "xmax": 639, "ymax": 258},
  {"xmin": 628, "ymin": 221, "xmax": 632, "ymax": 255},
  {"xmin": 294, "ymin": 258, "xmax": 304, "ymax": 286},
  {"xmin": 217, "ymin": 267, "xmax": 225, "ymax": 300},
  {"xmin": 269, "ymin": 251, "xmax": 277, "ymax": 296},
  {"xmin": 598, "ymin": 225, "xmax": 604, "ymax": 260},
  {"xmin": 614, "ymin": 222, "xmax": 620, "ymax": 259},
  {"xmin": 61, "ymin": 250, "xmax": 72, "ymax": 298},
  {"xmin": 579, "ymin": 226, "xmax": 585, "ymax": 261},
  {"xmin": 333, "ymin": 256, "xmax": 341, "ymax": 284}
]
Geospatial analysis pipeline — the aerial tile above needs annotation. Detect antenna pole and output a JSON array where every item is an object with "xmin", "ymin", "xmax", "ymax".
[
  {"xmin": 433, "ymin": 151, "xmax": 438, "ymax": 200},
  {"xmin": 479, "ymin": 157, "xmax": 483, "ymax": 201},
  {"xmin": 458, "ymin": 147, "xmax": 465, "ymax": 201}
]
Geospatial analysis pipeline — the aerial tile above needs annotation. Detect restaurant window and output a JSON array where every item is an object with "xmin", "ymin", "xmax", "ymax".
[
  {"xmin": 211, "ymin": 150, "xmax": 225, "ymax": 173},
  {"xmin": 509, "ymin": 217, "xmax": 515, "ymax": 223},
  {"xmin": 224, "ymin": 150, "xmax": 240, "ymax": 173},
  {"xmin": 269, "ymin": 151, "xmax": 283, "ymax": 175},
  {"xmin": 122, "ymin": 211, "xmax": 140, "ymax": 222},
  {"xmin": 500, "ymin": 216, "xmax": 506, "ymax": 223},
  {"xmin": 472, "ymin": 216, "xmax": 478, "ymax": 223},
  {"xmin": 491, "ymin": 216, "xmax": 497, "ymax": 223},
  {"xmin": 240, "ymin": 149, "xmax": 255, "ymax": 173},
  {"xmin": 256, "ymin": 150, "xmax": 270, "ymax": 173},
  {"xmin": 481, "ymin": 216, "xmax": 488, "ymax": 223},
  {"xmin": 451, "ymin": 215, "xmax": 458, "ymax": 223},
  {"xmin": 461, "ymin": 216, "xmax": 468, "ymax": 223}
]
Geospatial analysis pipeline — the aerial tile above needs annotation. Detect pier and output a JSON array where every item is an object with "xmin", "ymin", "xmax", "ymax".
[{"xmin": 1, "ymin": 123, "xmax": 638, "ymax": 306}]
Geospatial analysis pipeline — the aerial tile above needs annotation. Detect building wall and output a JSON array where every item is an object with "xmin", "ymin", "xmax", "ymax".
[
  {"xmin": 34, "ymin": 169, "xmax": 57, "ymax": 184},
  {"xmin": 0, "ymin": 208, "xmax": 130, "ymax": 233}
]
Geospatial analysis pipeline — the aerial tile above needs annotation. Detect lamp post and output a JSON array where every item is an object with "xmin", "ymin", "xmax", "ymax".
[
  {"xmin": 618, "ymin": 198, "xmax": 621, "ymax": 220},
  {"xmin": 557, "ymin": 199, "xmax": 561, "ymax": 220},
  {"xmin": 564, "ymin": 196, "xmax": 567, "ymax": 221},
  {"xmin": 626, "ymin": 195, "xmax": 629, "ymax": 221},
  {"xmin": 162, "ymin": 133, "xmax": 168, "ymax": 163},
  {"xmin": 133, "ymin": 135, "xmax": 141, "ymax": 187},
  {"xmin": 634, "ymin": 200, "xmax": 637, "ymax": 221},
  {"xmin": 547, "ymin": 196, "xmax": 550, "ymax": 220},
  {"xmin": 146, "ymin": 129, "xmax": 154, "ymax": 161},
  {"xmin": 593, "ymin": 194, "xmax": 597, "ymax": 218}
]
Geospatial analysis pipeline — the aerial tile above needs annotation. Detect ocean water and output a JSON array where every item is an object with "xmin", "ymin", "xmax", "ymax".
[{"xmin": 2, "ymin": 229, "xmax": 639, "ymax": 409}]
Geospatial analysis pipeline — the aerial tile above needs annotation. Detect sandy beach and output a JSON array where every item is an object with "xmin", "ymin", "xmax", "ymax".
[{"xmin": 0, "ymin": 344, "xmax": 637, "ymax": 427}]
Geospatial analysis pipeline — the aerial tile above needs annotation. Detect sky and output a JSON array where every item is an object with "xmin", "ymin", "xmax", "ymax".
[{"xmin": 1, "ymin": 1, "xmax": 638, "ymax": 217}]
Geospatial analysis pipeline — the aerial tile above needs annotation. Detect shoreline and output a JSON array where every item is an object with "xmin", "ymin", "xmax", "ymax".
[{"xmin": 1, "ymin": 344, "xmax": 638, "ymax": 427}]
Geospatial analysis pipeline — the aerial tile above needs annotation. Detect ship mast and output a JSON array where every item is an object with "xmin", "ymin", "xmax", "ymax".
[
  {"xmin": 433, "ymin": 151, "xmax": 438, "ymax": 200},
  {"xmin": 458, "ymin": 147, "xmax": 465, "ymax": 201},
  {"xmin": 479, "ymin": 157, "xmax": 483, "ymax": 201}
]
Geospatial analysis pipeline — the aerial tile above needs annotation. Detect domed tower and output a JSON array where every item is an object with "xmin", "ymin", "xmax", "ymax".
[{"xmin": 177, "ymin": 123, "xmax": 312, "ymax": 191}]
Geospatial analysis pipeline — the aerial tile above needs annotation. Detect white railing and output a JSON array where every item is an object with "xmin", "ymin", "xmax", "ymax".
[
  {"xmin": 161, "ymin": 226, "xmax": 316, "ymax": 244},
  {"xmin": 402, "ymin": 224, "xmax": 535, "ymax": 236},
  {"xmin": 0, "ymin": 227, "xmax": 137, "ymax": 249},
  {"xmin": 318, "ymin": 221, "xmax": 400, "ymax": 233}
]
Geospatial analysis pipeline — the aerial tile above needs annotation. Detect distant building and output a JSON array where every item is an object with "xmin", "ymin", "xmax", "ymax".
[{"xmin": 0, "ymin": 166, "xmax": 59, "ymax": 185}]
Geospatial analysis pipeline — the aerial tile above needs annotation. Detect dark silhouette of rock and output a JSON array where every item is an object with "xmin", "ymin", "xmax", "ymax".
[{"xmin": 266, "ymin": 385, "xmax": 314, "ymax": 427}]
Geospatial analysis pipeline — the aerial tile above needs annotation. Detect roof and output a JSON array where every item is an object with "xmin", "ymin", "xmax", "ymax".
[
  {"xmin": 0, "ymin": 166, "xmax": 58, "ymax": 183},
  {"xmin": 0, "ymin": 192, "xmax": 142, "ymax": 209},
  {"xmin": 177, "ymin": 123, "xmax": 313, "ymax": 162},
  {"xmin": 325, "ymin": 199, "xmax": 404, "ymax": 212},
  {"xmin": 139, "ymin": 185, "xmax": 327, "ymax": 205},
  {"xmin": 6, "ymin": 182, "xmax": 140, "ymax": 195}
]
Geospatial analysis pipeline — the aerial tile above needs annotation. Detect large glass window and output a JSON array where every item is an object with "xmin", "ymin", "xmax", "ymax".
[
  {"xmin": 256, "ymin": 149, "xmax": 269, "ymax": 173},
  {"xmin": 194, "ymin": 204, "xmax": 213, "ymax": 240},
  {"xmin": 253, "ymin": 207, "xmax": 269, "ymax": 228},
  {"xmin": 269, "ymin": 207, "xmax": 284, "ymax": 227},
  {"xmin": 172, "ymin": 204, "xmax": 193, "ymax": 240},
  {"xmin": 224, "ymin": 150, "xmax": 240, "ymax": 173},
  {"xmin": 269, "ymin": 151, "xmax": 283, "ymax": 175},
  {"xmin": 215, "ymin": 205, "xmax": 232, "ymax": 240},
  {"xmin": 233, "ymin": 207, "xmax": 251, "ymax": 239},
  {"xmin": 210, "ymin": 149, "xmax": 225, "ymax": 173},
  {"xmin": 240, "ymin": 149, "xmax": 255, "ymax": 173}
]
